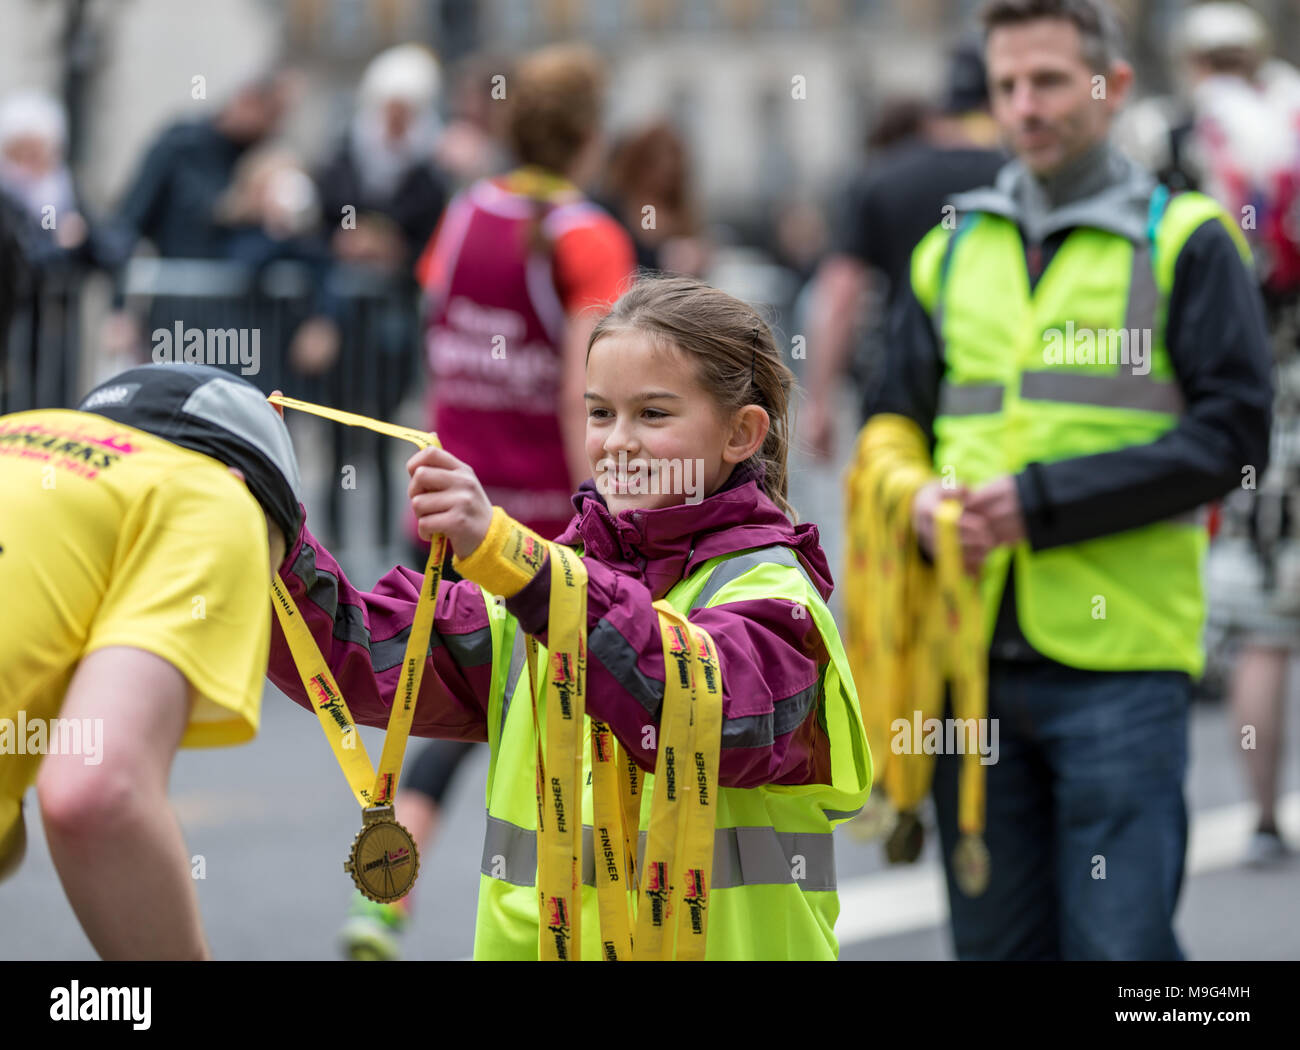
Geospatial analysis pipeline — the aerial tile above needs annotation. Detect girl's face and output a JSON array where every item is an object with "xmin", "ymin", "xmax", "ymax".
[{"xmin": 585, "ymin": 330, "xmax": 768, "ymax": 516}]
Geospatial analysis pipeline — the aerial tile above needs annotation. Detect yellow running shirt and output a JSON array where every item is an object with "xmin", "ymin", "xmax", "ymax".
[{"xmin": 0, "ymin": 409, "xmax": 273, "ymax": 868}]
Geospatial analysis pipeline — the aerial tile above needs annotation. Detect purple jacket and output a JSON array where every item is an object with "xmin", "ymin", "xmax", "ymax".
[{"xmin": 266, "ymin": 459, "xmax": 838, "ymax": 790}]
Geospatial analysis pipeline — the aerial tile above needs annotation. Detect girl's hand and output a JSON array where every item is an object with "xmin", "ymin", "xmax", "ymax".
[{"xmin": 406, "ymin": 446, "xmax": 494, "ymax": 558}]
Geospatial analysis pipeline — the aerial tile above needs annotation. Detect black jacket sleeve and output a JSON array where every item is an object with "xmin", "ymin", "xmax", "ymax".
[
  {"xmin": 863, "ymin": 278, "xmax": 943, "ymax": 446},
  {"xmin": 1017, "ymin": 218, "xmax": 1274, "ymax": 550}
]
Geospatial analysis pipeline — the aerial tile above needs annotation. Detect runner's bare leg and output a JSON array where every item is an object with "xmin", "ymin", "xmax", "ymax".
[{"xmin": 37, "ymin": 647, "xmax": 208, "ymax": 959}]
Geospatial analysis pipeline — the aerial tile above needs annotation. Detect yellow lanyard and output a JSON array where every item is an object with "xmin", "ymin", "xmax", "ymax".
[
  {"xmin": 524, "ymin": 538, "xmax": 722, "ymax": 960},
  {"xmin": 934, "ymin": 500, "xmax": 987, "ymax": 841},
  {"xmin": 533, "ymin": 545, "xmax": 589, "ymax": 960},
  {"xmin": 266, "ymin": 395, "xmax": 447, "ymax": 811},
  {"xmin": 648, "ymin": 602, "xmax": 722, "ymax": 960}
]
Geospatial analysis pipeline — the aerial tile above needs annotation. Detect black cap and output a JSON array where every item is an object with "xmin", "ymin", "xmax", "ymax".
[{"xmin": 78, "ymin": 363, "xmax": 303, "ymax": 542}]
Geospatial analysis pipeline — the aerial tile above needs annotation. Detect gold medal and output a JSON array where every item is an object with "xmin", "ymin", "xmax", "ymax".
[
  {"xmin": 952, "ymin": 832, "xmax": 990, "ymax": 897},
  {"xmin": 345, "ymin": 805, "xmax": 420, "ymax": 903},
  {"xmin": 884, "ymin": 809, "xmax": 924, "ymax": 863}
]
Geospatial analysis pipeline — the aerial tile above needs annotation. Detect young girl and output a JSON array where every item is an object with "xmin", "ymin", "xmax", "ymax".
[{"xmin": 266, "ymin": 275, "xmax": 872, "ymax": 960}]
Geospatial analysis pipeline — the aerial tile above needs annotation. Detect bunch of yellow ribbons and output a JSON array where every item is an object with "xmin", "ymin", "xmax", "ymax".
[
  {"xmin": 842, "ymin": 414, "xmax": 991, "ymax": 896},
  {"xmin": 521, "ymin": 522, "xmax": 723, "ymax": 960}
]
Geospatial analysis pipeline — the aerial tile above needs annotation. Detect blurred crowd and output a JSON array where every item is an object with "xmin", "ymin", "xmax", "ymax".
[
  {"xmin": 0, "ymin": 0, "xmax": 1296, "ymax": 941},
  {"xmin": 0, "ymin": 42, "xmax": 722, "ymax": 398}
]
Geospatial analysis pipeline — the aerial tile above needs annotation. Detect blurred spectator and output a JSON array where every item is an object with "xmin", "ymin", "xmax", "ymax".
[
  {"xmin": 1150, "ymin": 2, "xmax": 1300, "ymax": 868},
  {"xmin": 316, "ymin": 44, "xmax": 449, "ymax": 273},
  {"xmin": 295, "ymin": 45, "xmax": 451, "ymax": 381},
  {"xmin": 106, "ymin": 72, "xmax": 297, "ymax": 264},
  {"xmin": 215, "ymin": 145, "xmax": 339, "ymax": 387},
  {"xmin": 0, "ymin": 89, "xmax": 109, "ymax": 267},
  {"xmin": 98, "ymin": 71, "xmax": 298, "ymax": 361},
  {"xmin": 434, "ymin": 53, "xmax": 512, "ymax": 188},
  {"xmin": 595, "ymin": 119, "xmax": 709, "ymax": 276},
  {"xmin": 0, "ymin": 90, "xmax": 111, "ymax": 413},
  {"xmin": 864, "ymin": 96, "xmax": 934, "ymax": 153},
  {"xmin": 217, "ymin": 145, "xmax": 324, "ymax": 266},
  {"xmin": 772, "ymin": 197, "xmax": 829, "ymax": 285},
  {"xmin": 414, "ymin": 41, "xmax": 636, "ymax": 538},
  {"xmin": 803, "ymin": 38, "xmax": 1006, "ymax": 460}
]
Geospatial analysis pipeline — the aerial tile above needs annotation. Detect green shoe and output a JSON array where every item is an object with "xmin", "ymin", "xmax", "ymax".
[{"xmin": 339, "ymin": 891, "xmax": 410, "ymax": 961}]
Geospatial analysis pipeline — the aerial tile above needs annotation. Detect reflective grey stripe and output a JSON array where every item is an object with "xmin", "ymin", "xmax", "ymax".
[
  {"xmin": 691, "ymin": 548, "xmax": 823, "ymax": 748},
  {"xmin": 1019, "ymin": 370, "xmax": 1183, "ymax": 414},
  {"xmin": 499, "ymin": 626, "xmax": 527, "ymax": 740},
  {"xmin": 480, "ymin": 815, "xmax": 596, "ymax": 887},
  {"xmin": 723, "ymin": 677, "xmax": 820, "ymax": 750},
  {"xmin": 1126, "ymin": 242, "xmax": 1159, "ymax": 335},
  {"xmin": 588, "ymin": 618, "xmax": 663, "ymax": 717},
  {"xmin": 824, "ymin": 806, "xmax": 864, "ymax": 822},
  {"xmin": 690, "ymin": 545, "xmax": 814, "ymax": 611},
  {"xmin": 289, "ymin": 543, "xmax": 371, "ymax": 651},
  {"xmin": 937, "ymin": 382, "xmax": 1004, "ymax": 417},
  {"xmin": 372, "ymin": 623, "xmax": 492, "ymax": 675},
  {"xmin": 482, "ymin": 813, "xmax": 837, "ymax": 892}
]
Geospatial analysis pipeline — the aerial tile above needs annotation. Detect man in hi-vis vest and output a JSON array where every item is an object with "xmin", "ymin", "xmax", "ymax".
[{"xmin": 866, "ymin": 0, "xmax": 1273, "ymax": 959}]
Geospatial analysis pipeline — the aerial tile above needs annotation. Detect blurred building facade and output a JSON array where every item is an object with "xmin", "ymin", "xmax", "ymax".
[{"xmin": 2, "ymin": 0, "xmax": 1299, "ymax": 238}]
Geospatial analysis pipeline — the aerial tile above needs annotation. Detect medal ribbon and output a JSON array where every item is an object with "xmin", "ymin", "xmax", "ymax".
[
  {"xmin": 266, "ymin": 395, "xmax": 445, "ymax": 811},
  {"xmin": 934, "ymin": 500, "xmax": 987, "ymax": 841},
  {"xmin": 653, "ymin": 602, "xmax": 722, "ymax": 960},
  {"xmin": 533, "ymin": 545, "xmax": 588, "ymax": 960}
]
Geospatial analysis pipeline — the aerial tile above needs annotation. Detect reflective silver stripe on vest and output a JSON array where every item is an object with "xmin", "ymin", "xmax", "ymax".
[
  {"xmin": 289, "ymin": 543, "xmax": 371, "ymax": 650},
  {"xmin": 588, "ymin": 618, "xmax": 663, "ymax": 717},
  {"xmin": 1126, "ymin": 243, "xmax": 1159, "ymax": 335},
  {"xmin": 481, "ymin": 813, "xmax": 837, "ymax": 892},
  {"xmin": 936, "ymin": 382, "xmax": 1005, "ymax": 417},
  {"xmin": 689, "ymin": 545, "xmax": 815, "ymax": 610},
  {"xmin": 499, "ymin": 626, "xmax": 528, "ymax": 740},
  {"xmin": 372, "ymin": 622, "xmax": 493, "ymax": 675},
  {"xmin": 689, "ymin": 547, "xmax": 824, "ymax": 749},
  {"xmin": 935, "ymin": 238, "xmax": 1175, "ymax": 421},
  {"xmin": 1018, "ymin": 370, "xmax": 1184, "ymax": 414},
  {"xmin": 824, "ymin": 806, "xmax": 865, "ymax": 821}
]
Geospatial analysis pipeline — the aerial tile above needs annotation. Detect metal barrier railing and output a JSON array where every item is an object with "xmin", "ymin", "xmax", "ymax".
[
  {"xmin": 1, "ymin": 257, "xmax": 424, "ymax": 548},
  {"xmin": 1, "ymin": 261, "xmax": 85, "ymax": 417}
]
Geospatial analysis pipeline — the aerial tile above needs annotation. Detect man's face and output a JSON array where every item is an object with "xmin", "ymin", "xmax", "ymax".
[{"xmin": 986, "ymin": 18, "xmax": 1126, "ymax": 176}]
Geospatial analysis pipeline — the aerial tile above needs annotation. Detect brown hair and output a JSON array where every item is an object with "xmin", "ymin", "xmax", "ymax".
[
  {"xmin": 979, "ymin": 0, "xmax": 1125, "ymax": 73},
  {"xmin": 605, "ymin": 120, "xmax": 699, "ymax": 236},
  {"xmin": 587, "ymin": 274, "xmax": 798, "ymax": 521},
  {"xmin": 506, "ymin": 43, "xmax": 605, "ymax": 174}
]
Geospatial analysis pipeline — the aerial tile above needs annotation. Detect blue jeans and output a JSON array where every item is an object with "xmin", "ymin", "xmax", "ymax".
[{"xmin": 931, "ymin": 660, "xmax": 1191, "ymax": 960}]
